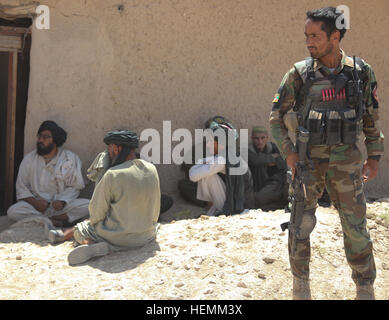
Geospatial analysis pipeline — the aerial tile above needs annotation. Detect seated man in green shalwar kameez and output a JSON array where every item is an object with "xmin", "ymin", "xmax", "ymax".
[{"xmin": 47, "ymin": 130, "xmax": 161, "ymax": 265}]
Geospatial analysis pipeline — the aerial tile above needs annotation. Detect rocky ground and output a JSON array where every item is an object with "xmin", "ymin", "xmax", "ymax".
[{"xmin": 0, "ymin": 196, "xmax": 388, "ymax": 300}]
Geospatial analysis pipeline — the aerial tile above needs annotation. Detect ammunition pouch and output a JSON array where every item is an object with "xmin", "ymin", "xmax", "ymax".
[
  {"xmin": 306, "ymin": 103, "xmax": 362, "ymax": 145},
  {"xmin": 293, "ymin": 55, "xmax": 367, "ymax": 147}
]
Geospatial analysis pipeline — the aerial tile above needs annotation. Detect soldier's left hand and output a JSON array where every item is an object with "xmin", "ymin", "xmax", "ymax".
[{"xmin": 362, "ymin": 159, "xmax": 379, "ymax": 182}]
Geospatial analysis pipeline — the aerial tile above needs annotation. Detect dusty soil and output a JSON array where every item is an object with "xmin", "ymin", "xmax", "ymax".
[{"xmin": 0, "ymin": 198, "xmax": 388, "ymax": 300}]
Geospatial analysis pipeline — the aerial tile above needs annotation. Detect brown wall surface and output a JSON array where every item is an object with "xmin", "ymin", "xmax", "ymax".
[{"xmin": 3, "ymin": 0, "xmax": 388, "ymax": 197}]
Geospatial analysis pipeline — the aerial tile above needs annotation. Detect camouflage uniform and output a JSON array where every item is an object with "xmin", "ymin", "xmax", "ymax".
[{"xmin": 269, "ymin": 50, "xmax": 384, "ymax": 286}]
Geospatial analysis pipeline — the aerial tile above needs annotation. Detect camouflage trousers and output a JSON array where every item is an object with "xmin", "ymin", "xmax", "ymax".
[{"xmin": 289, "ymin": 143, "xmax": 376, "ymax": 285}]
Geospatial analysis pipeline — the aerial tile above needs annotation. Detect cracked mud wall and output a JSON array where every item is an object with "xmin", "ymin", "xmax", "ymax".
[{"xmin": 3, "ymin": 0, "xmax": 388, "ymax": 196}]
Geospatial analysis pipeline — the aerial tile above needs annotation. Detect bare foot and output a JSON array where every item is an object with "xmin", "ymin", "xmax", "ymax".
[{"xmin": 82, "ymin": 238, "xmax": 96, "ymax": 245}]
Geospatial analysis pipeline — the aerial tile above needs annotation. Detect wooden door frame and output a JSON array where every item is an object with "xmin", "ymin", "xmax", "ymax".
[
  {"xmin": 0, "ymin": 25, "xmax": 31, "ymax": 212},
  {"xmin": 4, "ymin": 50, "xmax": 18, "ymax": 211}
]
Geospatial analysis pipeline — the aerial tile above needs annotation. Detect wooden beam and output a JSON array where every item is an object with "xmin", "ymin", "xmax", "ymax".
[
  {"xmin": 4, "ymin": 51, "xmax": 18, "ymax": 211},
  {"xmin": 0, "ymin": 26, "xmax": 30, "ymax": 53},
  {"xmin": 0, "ymin": 33, "xmax": 22, "ymax": 52},
  {"xmin": 0, "ymin": 25, "xmax": 31, "ymax": 35}
]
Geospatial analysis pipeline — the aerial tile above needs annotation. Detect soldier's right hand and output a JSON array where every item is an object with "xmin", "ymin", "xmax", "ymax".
[
  {"xmin": 286, "ymin": 152, "xmax": 299, "ymax": 180},
  {"xmin": 362, "ymin": 158, "xmax": 379, "ymax": 182}
]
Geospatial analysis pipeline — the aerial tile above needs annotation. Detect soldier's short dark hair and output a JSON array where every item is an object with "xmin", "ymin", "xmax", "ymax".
[{"xmin": 306, "ymin": 7, "xmax": 347, "ymax": 41}]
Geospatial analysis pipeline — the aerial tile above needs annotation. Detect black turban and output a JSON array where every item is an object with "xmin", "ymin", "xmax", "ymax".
[
  {"xmin": 38, "ymin": 120, "xmax": 67, "ymax": 147},
  {"xmin": 208, "ymin": 120, "xmax": 239, "ymax": 143},
  {"xmin": 204, "ymin": 115, "xmax": 231, "ymax": 129},
  {"xmin": 103, "ymin": 130, "xmax": 139, "ymax": 148}
]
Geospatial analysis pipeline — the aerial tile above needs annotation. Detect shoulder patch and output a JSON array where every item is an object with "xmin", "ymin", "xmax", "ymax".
[
  {"xmin": 372, "ymin": 86, "xmax": 379, "ymax": 104},
  {"xmin": 272, "ymin": 93, "xmax": 280, "ymax": 103}
]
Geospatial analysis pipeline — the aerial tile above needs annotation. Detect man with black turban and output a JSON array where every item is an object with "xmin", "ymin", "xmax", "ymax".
[
  {"xmin": 189, "ymin": 120, "xmax": 255, "ymax": 216},
  {"xmin": 7, "ymin": 120, "xmax": 90, "ymax": 228},
  {"xmin": 47, "ymin": 130, "xmax": 162, "ymax": 265},
  {"xmin": 86, "ymin": 131, "xmax": 173, "ymax": 216}
]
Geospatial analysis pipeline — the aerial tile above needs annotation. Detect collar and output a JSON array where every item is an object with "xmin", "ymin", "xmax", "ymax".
[{"xmin": 313, "ymin": 49, "xmax": 354, "ymax": 74}]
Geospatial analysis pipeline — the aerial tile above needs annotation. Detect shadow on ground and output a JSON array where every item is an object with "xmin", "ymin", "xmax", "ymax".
[
  {"xmin": 158, "ymin": 193, "xmax": 205, "ymax": 223},
  {"xmin": 75, "ymin": 239, "xmax": 161, "ymax": 273}
]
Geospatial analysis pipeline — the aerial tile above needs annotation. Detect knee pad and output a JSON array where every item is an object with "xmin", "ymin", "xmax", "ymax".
[{"xmin": 296, "ymin": 209, "xmax": 317, "ymax": 240}]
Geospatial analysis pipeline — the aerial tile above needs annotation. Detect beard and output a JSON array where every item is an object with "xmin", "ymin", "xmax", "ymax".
[
  {"xmin": 37, "ymin": 142, "xmax": 55, "ymax": 155},
  {"xmin": 109, "ymin": 154, "xmax": 118, "ymax": 167},
  {"xmin": 310, "ymin": 42, "xmax": 334, "ymax": 59},
  {"xmin": 110, "ymin": 146, "xmax": 131, "ymax": 168}
]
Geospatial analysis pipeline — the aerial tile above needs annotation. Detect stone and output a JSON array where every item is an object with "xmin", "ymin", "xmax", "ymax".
[
  {"xmin": 235, "ymin": 269, "xmax": 248, "ymax": 275},
  {"xmin": 263, "ymin": 258, "xmax": 275, "ymax": 264}
]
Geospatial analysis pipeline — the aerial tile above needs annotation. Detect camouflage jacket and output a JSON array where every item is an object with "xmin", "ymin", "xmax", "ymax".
[{"xmin": 269, "ymin": 49, "xmax": 384, "ymax": 159}]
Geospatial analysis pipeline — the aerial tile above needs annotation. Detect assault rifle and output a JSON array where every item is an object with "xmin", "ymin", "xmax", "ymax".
[{"xmin": 280, "ymin": 126, "xmax": 310, "ymax": 257}]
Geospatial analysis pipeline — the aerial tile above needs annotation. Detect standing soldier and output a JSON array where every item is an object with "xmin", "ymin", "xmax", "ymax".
[{"xmin": 269, "ymin": 7, "xmax": 384, "ymax": 300}]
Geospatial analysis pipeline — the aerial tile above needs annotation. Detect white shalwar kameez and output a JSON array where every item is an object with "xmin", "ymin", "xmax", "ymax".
[
  {"xmin": 7, "ymin": 148, "xmax": 89, "ymax": 223},
  {"xmin": 189, "ymin": 155, "xmax": 227, "ymax": 215}
]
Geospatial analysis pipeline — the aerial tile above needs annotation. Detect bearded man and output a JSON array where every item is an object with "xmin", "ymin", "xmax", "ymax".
[
  {"xmin": 7, "ymin": 120, "xmax": 89, "ymax": 227},
  {"xmin": 47, "ymin": 130, "xmax": 161, "ymax": 265}
]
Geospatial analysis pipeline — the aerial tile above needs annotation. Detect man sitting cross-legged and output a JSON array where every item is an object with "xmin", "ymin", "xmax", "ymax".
[
  {"xmin": 189, "ymin": 120, "xmax": 255, "ymax": 216},
  {"xmin": 7, "ymin": 120, "xmax": 89, "ymax": 228},
  {"xmin": 248, "ymin": 126, "xmax": 289, "ymax": 211},
  {"xmin": 48, "ymin": 130, "xmax": 161, "ymax": 265}
]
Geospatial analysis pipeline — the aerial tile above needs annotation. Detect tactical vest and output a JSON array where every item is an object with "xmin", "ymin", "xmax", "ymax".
[{"xmin": 293, "ymin": 57, "xmax": 366, "ymax": 146}]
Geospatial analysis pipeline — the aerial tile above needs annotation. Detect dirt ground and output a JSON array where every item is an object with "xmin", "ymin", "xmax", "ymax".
[{"xmin": 0, "ymin": 196, "xmax": 388, "ymax": 300}]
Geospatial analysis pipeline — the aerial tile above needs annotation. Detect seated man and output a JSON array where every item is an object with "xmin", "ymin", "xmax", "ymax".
[
  {"xmin": 189, "ymin": 120, "xmax": 255, "ymax": 216},
  {"xmin": 248, "ymin": 126, "xmax": 288, "ymax": 211},
  {"xmin": 48, "ymin": 130, "xmax": 161, "ymax": 265},
  {"xmin": 178, "ymin": 116, "xmax": 230, "ymax": 208},
  {"xmin": 7, "ymin": 120, "xmax": 89, "ymax": 227},
  {"xmin": 87, "ymin": 148, "xmax": 173, "ymax": 215}
]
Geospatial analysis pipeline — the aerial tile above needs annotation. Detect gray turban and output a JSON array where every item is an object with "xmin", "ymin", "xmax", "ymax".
[
  {"xmin": 103, "ymin": 130, "xmax": 139, "ymax": 168},
  {"xmin": 103, "ymin": 130, "xmax": 139, "ymax": 148}
]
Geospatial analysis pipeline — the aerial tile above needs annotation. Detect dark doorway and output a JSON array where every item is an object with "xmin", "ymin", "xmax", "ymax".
[{"xmin": 0, "ymin": 18, "xmax": 32, "ymax": 214}]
